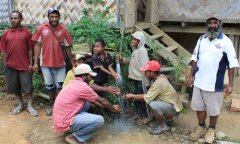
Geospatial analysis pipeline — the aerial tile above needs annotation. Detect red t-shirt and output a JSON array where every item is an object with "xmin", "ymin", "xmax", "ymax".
[
  {"xmin": 32, "ymin": 22, "xmax": 73, "ymax": 67},
  {"xmin": 0, "ymin": 26, "xmax": 33, "ymax": 70},
  {"xmin": 52, "ymin": 77, "xmax": 99, "ymax": 132}
]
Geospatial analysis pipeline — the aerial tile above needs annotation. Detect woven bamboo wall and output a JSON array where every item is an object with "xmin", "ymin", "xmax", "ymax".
[
  {"xmin": 14, "ymin": 0, "xmax": 116, "ymax": 25},
  {"xmin": 0, "ymin": 0, "xmax": 9, "ymax": 23},
  {"xmin": 159, "ymin": 0, "xmax": 240, "ymax": 23},
  {"xmin": 124, "ymin": 0, "xmax": 136, "ymax": 28}
]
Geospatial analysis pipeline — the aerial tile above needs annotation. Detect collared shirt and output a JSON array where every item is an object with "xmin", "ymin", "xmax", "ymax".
[
  {"xmin": 52, "ymin": 77, "xmax": 99, "ymax": 132},
  {"xmin": 92, "ymin": 52, "xmax": 113, "ymax": 83},
  {"xmin": 32, "ymin": 22, "xmax": 73, "ymax": 67},
  {"xmin": 191, "ymin": 33, "xmax": 239, "ymax": 92},
  {"xmin": 144, "ymin": 76, "xmax": 183, "ymax": 113},
  {"xmin": 0, "ymin": 26, "xmax": 33, "ymax": 70}
]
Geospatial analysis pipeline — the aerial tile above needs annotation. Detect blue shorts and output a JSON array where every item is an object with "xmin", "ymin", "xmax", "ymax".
[{"xmin": 41, "ymin": 66, "xmax": 66, "ymax": 91}]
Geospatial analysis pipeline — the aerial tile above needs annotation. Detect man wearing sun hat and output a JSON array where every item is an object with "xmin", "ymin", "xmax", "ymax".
[
  {"xmin": 124, "ymin": 60, "xmax": 183, "ymax": 134},
  {"xmin": 53, "ymin": 64, "xmax": 120, "ymax": 143},
  {"xmin": 187, "ymin": 14, "xmax": 239, "ymax": 143}
]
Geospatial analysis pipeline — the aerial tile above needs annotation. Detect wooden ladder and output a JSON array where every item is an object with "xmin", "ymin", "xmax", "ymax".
[{"xmin": 135, "ymin": 22, "xmax": 192, "ymax": 92}]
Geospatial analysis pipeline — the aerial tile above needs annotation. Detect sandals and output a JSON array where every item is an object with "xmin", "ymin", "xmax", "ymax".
[
  {"xmin": 11, "ymin": 105, "xmax": 38, "ymax": 117},
  {"xmin": 28, "ymin": 107, "xmax": 38, "ymax": 117},
  {"xmin": 11, "ymin": 105, "xmax": 24, "ymax": 115}
]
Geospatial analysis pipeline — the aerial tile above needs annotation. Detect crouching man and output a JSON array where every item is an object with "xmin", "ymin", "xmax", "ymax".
[
  {"xmin": 124, "ymin": 60, "xmax": 183, "ymax": 134},
  {"xmin": 53, "ymin": 64, "xmax": 120, "ymax": 143}
]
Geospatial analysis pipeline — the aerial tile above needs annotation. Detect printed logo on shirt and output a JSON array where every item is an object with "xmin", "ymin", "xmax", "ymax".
[
  {"xmin": 42, "ymin": 29, "xmax": 49, "ymax": 36},
  {"xmin": 215, "ymin": 43, "xmax": 222, "ymax": 49}
]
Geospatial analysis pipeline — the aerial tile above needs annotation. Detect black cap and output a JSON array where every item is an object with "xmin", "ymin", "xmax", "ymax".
[{"xmin": 48, "ymin": 7, "xmax": 60, "ymax": 15}]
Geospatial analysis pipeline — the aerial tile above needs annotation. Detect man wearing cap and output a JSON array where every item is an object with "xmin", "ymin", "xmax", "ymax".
[
  {"xmin": 116, "ymin": 31, "xmax": 149, "ymax": 118},
  {"xmin": 0, "ymin": 11, "xmax": 38, "ymax": 116},
  {"xmin": 52, "ymin": 64, "xmax": 120, "ymax": 143},
  {"xmin": 63, "ymin": 53, "xmax": 86, "ymax": 87},
  {"xmin": 124, "ymin": 60, "xmax": 183, "ymax": 134},
  {"xmin": 187, "ymin": 14, "xmax": 239, "ymax": 143},
  {"xmin": 32, "ymin": 8, "xmax": 74, "ymax": 116}
]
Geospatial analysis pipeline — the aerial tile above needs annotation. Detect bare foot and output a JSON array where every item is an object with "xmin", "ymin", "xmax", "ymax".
[{"xmin": 65, "ymin": 134, "xmax": 82, "ymax": 144}]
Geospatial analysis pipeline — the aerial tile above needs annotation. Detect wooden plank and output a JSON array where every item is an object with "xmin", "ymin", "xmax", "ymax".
[
  {"xmin": 135, "ymin": 22, "xmax": 151, "ymax": 30},
  {"xmin": 150, "ymin": 24, "xmax": 192, "ymax": 63},
  {"xmin": 151, "ymin": 33, "xmax": 163, "ymax": 39},
  {"xmin": 167, "ymin": 45, "xmax": 178, "ymax": 52}
]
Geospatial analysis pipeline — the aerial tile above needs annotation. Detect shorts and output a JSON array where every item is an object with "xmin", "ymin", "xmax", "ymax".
[
  {"xmin": 5, "ymin": 66, "xmax": 33, "ymax": 94},
  {"xmin": 149, "ymin": 100, "xmax": 176, "ymax": 116},
  {"xmin": 191, "ymin": 86, "xmax": 224, "ymax": 116},
  {"xmin": 41, "ymin": 66, "xmax": 66, "ymax": 91}
]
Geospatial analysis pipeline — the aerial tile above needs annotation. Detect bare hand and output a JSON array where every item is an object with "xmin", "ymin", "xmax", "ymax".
[
  {"xmin": 106, "ymin": 86, "xmax": 120, "ymax": 95},
  {"xmin": 224, "ymin": 86, "xmax": 233, "ymax": 97},
  {"xmin": 33, "ymin": 63, "xmax": 39, "ymax": 72},
  {"xmin": 116, "ymin": 54, "xmax": 123, "ymax": 62},
  {"xmin": 112, "ymin": 74, "xmax": 120, "ymax": 80},
  {"xmin": 187, "ymin": 76, "xmax": 193, "ymax": 87},
  {"xmin": 111, "ymin": 105, "xmax": 121, "ymax": 113},
  {"xmin": 123, "ymin": 93, "xmax": 134, "ymax": 101}
]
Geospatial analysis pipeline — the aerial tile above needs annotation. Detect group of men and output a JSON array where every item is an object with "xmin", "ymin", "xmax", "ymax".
[{"xmin": 0, "ymin": 7, "xmax": 239, "ymax": 144}]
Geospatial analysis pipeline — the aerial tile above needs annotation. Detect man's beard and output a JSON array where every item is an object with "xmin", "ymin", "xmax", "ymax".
[
  {"xmin": 206, "ymin": 25, "xmax": 222, "ymax": 39},
  {"xmin": 49, "ymin": 21, "xmax": 59, "ymax": 27}
]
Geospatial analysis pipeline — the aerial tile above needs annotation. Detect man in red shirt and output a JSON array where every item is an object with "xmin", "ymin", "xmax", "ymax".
[
  {"xmin": 0, "ymin": 11, "xmax": 38, "ymax": 116},
  {"xmin": 53, "ymin": 64, "xmax": 120, "ymax": 143},
  {"xmin": 32, "ymin": 8, "xmax": 74, "ymax": 116}
]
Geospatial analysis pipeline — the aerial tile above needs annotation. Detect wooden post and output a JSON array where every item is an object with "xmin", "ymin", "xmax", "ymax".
[
  {"xmin": 145, "ymin": 0, "xmax": 159, "ymax": 24},
  {"xmin": 124, "ymin": 0, "xmax": 137, "ymax": 28}
]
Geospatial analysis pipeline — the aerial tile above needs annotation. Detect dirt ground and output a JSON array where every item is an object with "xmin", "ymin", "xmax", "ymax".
[{"xmin": 0, "ymin": 77, "xmax": 240, "ymax": 144}]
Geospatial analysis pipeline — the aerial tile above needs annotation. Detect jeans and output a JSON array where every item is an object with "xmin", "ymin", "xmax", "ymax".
[
  {"xmin": 41, "ymin": 66, "xmax": 66, "ymax": 91},
  {"xmin": 70, "ymin": 102, "xmax": 104, "ymax": 142}
]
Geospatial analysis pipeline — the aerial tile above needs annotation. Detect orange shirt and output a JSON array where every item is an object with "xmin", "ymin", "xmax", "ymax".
[
  {"xmin": 0, "ymin": 26, "xmax": 33, "ymax": 70},
  {"xmin": 32, "ymin": 22, "xmax": 73, "ymax": 67}
]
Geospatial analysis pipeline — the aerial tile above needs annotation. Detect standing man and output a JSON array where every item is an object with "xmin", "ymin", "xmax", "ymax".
[
  {"xmin": 53, "ymin": 64, "xmax": 120, "ymax": 143},
  {"xmin": 0, "ymin": 11, "xmax": 38, "ymax": 116},
  {"xmin": 124, "ymin": 60, "xmax": 183, "ymax": 134},
  {"xmin": 32, "ymin": 8, "xmax": 74, "ymax": 116},
  {"xmin": 188, "ymin": 14, "xmax": 239, "ymax": 143}
]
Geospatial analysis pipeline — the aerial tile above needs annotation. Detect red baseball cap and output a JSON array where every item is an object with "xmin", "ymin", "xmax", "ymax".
[{"xmin": 140, "ymin": 60, "xmax": 161, "ymax": 72}]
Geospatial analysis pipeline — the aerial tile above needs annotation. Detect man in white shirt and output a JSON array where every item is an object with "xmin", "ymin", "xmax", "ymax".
[{"xmin": 187, "ymin": 14, "xmax": 239, "ymax": 143}]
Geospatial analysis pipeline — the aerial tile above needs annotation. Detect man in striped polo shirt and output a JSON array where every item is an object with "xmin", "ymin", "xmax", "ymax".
[{"xmin": 53, "ymin": 64, "xmax": 120, "ymax": 143}]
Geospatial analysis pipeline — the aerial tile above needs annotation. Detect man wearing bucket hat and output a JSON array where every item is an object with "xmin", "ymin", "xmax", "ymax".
[
  {"xmin": 124, "ymin": 60, "xmax": 183, "ymax": 134},
  {"xmin": 116, "ymin": 31, "xmax": 149, "ymax": 118},
  {"xmin": 187, "ymin": 14, "xmax": 239, "ymax": 143},
  {"xmin": 32, "ymin": 7, "xmax": 74, "ymax": 116},
  {"xmin": 53, "ymin": 64, "xmax": 121, "ymax": 143}
]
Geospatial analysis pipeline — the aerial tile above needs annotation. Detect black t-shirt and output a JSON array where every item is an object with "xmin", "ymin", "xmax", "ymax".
[{"xmin": 92, "ymin": 53, "xmax": 113, "ymax": 83}]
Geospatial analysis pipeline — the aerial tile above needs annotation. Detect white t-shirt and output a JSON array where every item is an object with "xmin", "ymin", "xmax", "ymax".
[{"xmin": 191, "ymin": 33, "xmax": 239, "ymax": 92}]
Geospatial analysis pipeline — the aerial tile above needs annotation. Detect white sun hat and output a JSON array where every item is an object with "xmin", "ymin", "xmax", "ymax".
[{"xmin": 74, "ymin": 64, "xmax": 97, "ymax": 76}]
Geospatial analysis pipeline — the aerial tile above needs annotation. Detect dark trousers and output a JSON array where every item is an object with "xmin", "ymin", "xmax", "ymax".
[{"xmin": 133, "ymin": 80, "xmax": 147, "ymax": 117}]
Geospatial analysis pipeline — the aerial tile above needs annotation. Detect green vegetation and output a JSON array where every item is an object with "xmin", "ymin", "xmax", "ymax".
[
  {"xmin": 85, "ymin": 0, "xmax": 103, "ymax": 4},
  {"xmin": 32, "ymin": 72, "xmax": 45, "ymax": 92}
]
